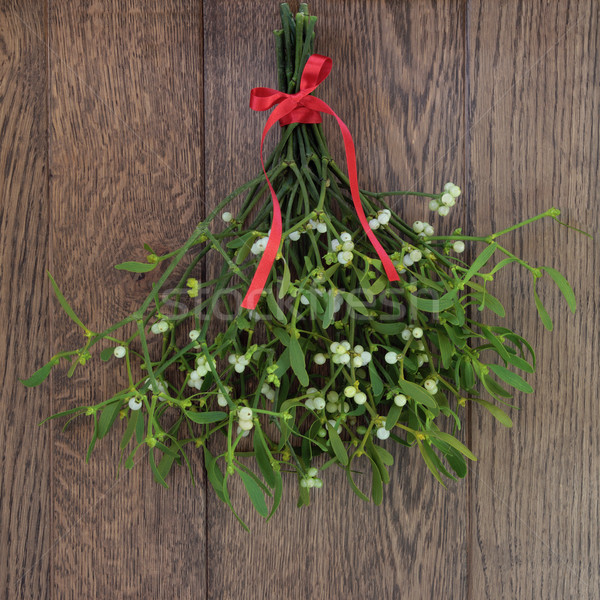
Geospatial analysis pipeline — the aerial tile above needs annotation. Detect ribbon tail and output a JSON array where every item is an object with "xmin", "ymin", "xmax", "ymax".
[{"xmin": 307, "ymin": 97, "xmax": 399, "ymax": 282}]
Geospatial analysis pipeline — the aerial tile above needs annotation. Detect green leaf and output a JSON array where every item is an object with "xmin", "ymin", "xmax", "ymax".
[
  {"xmin": 21, "ymin": 357, "xmax": 59, "ymax": 387},
  {"xmin": 267, "ymin": 470, "xmax": 283, "ymax": 521},
  {"xmin": 340, "ymin": 291, "xmax": 370, "ymax": 316},
  {"xmin": 542, "ymin": 266, "xmax": 576, "ymax": 313},
  {"xmin": 203, "ymin": 447, "xmax": 226, "ymax": 502},
  {"xmin": 398, "ymin": 379, "xmax": 437, "ymax": 410},
  {"xmin": 417, "ymin": 438, "xmax": 446, "ymax": 486},
  {"xmin": 322, "ymin": 290, "xmax": 335, "ymax": 329},
  {"xmin": 97, "ymin": 400, "xmax": 122, "ymax": 439},
  {"xmin": 368, "ymin": 361, "xmax": 384, "ymax": 398},
  {"xmin": 149, "ymin": 450, "xmax": 169, "ymax": 489},
  {"xmin": 253, "ymin": 428, "xmax": 278, "ymax": 488},
  {"xmin": 278, "ymin": 257, "xmax": 291, "ymax": 299},
  {"xmin": 345, "ymin": 463, "xmax": 370, "ymax": 502},
  {"xmin": 327, "ymin": 422, "xmax": 348, "ymax": 466},
  {"xmin": 185, "ymin": 410, "xmax": 227, "ymax": 424},
  {"xmin": 471, "ymin": 397, "xmax": 513, "ymax": 427},
  {"xmin": 114, "ymin": 261, "xmax": 157, "ymax": 273},
  {"xmin": 100, "ymin": 347, "xmax": 115, "ymax": 362},
  {"xmin": 266, "ymin": 289, "xmax": 287, "ymax": 324},
  {"xmin": 426, "ymin": 431, "xmax": 476, "ymax": 461},
  {"xmin": 385, "ymin": 404, "xmax": 402, "ymax": 431},
  {"xmin": 369, "ymin": 455, "xmax": 383, "ymax": 505},
  {"xmin": 237, "ymin": 467, "xmax": 269, "ymax": 518},
  {"xmin": 366, "ymin": 437, "xmax": 390, "ymax": 484},
  {"xmin": 289, "ymin": 334, "xmax": 309, "ymax": 386},
  {"xmin": 534, "ymin": 280, "xmax": 553, "ymax": 331},
  {"xmin": 437, "ymin": 331, "xmax": 453, "ymax": 369},
  {"xmin": 430, "ymin": 438, "xmax": 467, "ymax": 478},
  {"xmin": 372, "ymin": 444, "xmax": 394, "ymax": 466},
  {"xmin": 85, "ymin": 415, "xmax": 98, "ymax": 463},
  {"xmin": 505, "ymin": 351, "xmax": 534, "ymax": 374},
  {"xmin": 460, "ymin": 243, "xmax": 497, "ymax": 286},
  {"xmin": 120, "ymin": 410, "xmax": 139, "ymax": 450},
  {"xmin": 48, "ymin": 272, "xmax": 87, "ymax": 331},
  {"xmin": 488, "ymin": 364, "xmax": 533, "ymax": 394},
  {"xmin": 407, "ymin": 291, "xmax": 456, "ymax": 313}
]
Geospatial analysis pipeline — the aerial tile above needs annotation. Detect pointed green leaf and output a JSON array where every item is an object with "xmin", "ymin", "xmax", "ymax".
[
  {"xmin": 237, "ymin": 467, "xmax": 269, "ymax": 518},
  {"xmin": 460, "ymin": 243, "xmax": 497, "ymax": 286},
  {"xmin": 534, "ymin": 280, "xmax": 553, "ymax": 331},
  {"xmin": 417, "ymin": 438, "xmax": 446, "ymax": 486},
  {"xmin": 266, "ymin": 289, "xmax": 287, "ymax": 324},
  {"xmin": 489, "ymin": 364, "xmax": 533, "ymax": 393},
  {"xmin": 385, "ymin": 404, "xmax": 402, "ymax": 431},
  {"xmin": 426, "ymin": 431, "xmax": 476, "ymax": 461},
  {"xmin": 97, "ymin": 400, "xmax": 122, "ymax": 439},
  {"xmin": 327, "ymin": 422, "xmax": 348, "ymax": 466},
  {"xmin": 278, "ymin": 257, "xmax": 291, "ymax": 299},
  {"xmin": 48, "ymin": 272, "xmax": 87, "ymax": 331},
  {"xmin": 185, "ymin": 410, "xmax": 227, "ymax": 424},
  {"xmin": 398, "ymin": 379, "xmax": 437, "ymax": 410},
  {"xmin": 289, "ymin": 334, "xmax": 309, "ymax": 386},
  {"xmin": 21, "ymin": 357, "xmax": 59, "ymax": 387},
  {"xmin": 542, "ymin": 266, "xmax": 576, "ymax": 313},
  {"xmin": 120, "ymin": 410, "xmax": 139, "ymax": 450},
  {"xmin": 253, "ymin": 427, "xmax": 278, "ymax": 488},
  {"xmin": 340, "ymin": 291, "xmax": 370, "ymax": 316},
  {"xmin": 471, "ymin": 397, "xmax": 513, "ymax": 427},
  {"xmin": 114, "ymin": 261, "xmax": 157, "ymax": 273}
]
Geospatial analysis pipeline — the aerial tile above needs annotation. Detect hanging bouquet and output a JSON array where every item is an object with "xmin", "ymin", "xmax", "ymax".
[{"xmin": 24, "ymin": 3, "xmax": 582, "ymax": 528}]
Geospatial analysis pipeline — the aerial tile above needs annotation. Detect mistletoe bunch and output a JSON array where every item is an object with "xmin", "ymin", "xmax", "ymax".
[{"xmin": 24, "ymin": 3, "xmax": 579, "ymax": 528}]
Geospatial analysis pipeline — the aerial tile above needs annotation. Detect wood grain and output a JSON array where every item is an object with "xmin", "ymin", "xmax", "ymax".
[
  {"xmin": 203, "ymin": 2, "xmax": 467, "ymax": 598},
  {"xmin": 0, "ymin": 1, "xmax": 50, "ymax": 598},
  {"xmin": 48, "ymin": 1, "xmax": 205, "ymax": 598},
  {"xmin": 2, "ymin": 1, "xmax": 599, "ymax": 598},
  {"xmin": 467, "ymin": 1, "xmax": 600, "ymax": 598}
]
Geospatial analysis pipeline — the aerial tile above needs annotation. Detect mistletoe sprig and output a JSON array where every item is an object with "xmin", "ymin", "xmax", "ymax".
[{"xmin": 24, "ymin": 3, "xmax": 580, "ymax": 528}]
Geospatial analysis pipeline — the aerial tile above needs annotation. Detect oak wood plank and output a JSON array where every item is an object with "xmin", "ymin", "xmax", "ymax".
[
  {"xmin": 203, "ymin": 2, "xmax": 467, "ymax": 598},
  {"xmin": 0, "ymin": 1, "xmax": 51, "ymax": 597},
  {"xmin": 467, "ymin": 1, "xmax": 600, "ymax": 598},
  {"xmin": 48, "ymin": 2, "xmax": 205, "ymax": 597}
]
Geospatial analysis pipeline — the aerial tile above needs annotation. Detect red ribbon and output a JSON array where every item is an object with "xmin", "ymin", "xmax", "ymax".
[{"xmin": 241, "ymin": 54, "xmax": 399, "ymax": 309}]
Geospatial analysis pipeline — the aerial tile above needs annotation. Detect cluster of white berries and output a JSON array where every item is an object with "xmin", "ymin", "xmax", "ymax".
[
  {"xmin": 188, "ymin": 355, "xmax": 210, "ymax": 390},
  {"xmin": 216, "ymin": 385, "xmax": 232, "ymax": 407},
  {"xmin": 150, "ymin": 320, "xmax": 169, "ymax": 335},
  {"xmin": 324, "ymin": 391, "xmax": 350, "ymax": 414},
  {"xmin": 146, "ymin": 377, "xmax": 167, "ymax": 397},
  {"xmin": 325, "ymin": 341, "xmax": 373, "ymax": 367},
  {"xmin": 331, "ymin": 232, "xmax": 355, "ymax": 266},
  {"xmin": 287, "ymin": 217, "xmax": 328, "ymax": 242},
  {"xmin": 250, "ymin": 232, "xmax": 270, "ymax": 255},
  {"xmin": 228, "ymin": 353, "xmax": 250, "ymax": 374},
  {"xmin": 384, "ymin": 326, "xmax": 429, "ymax": 366},
  {"xmin": 260, "ymin": 383, "xmax": 276, "ymax": 401},
  {"xmin": 300, "ymin": 467, "xmax": 323, "ymax": 489},
  {"xmin": 412, "ymin": 220, "xmax": 435, "ymax": 237},
  {"xmin": 429, "ymin": 182, "xmax": 461, "ymax": 217},
  {"xmin": 368, "ymin": 208, "xmax": 391, "ymax": 230},
  {"xmin": 402, "ymin": 245, "xmax": 423, "ymax": 268},
  {"xmin": 237, "ymin": 407, "xmax": 254, "ymax": 434},
  {"xmin": 305, "ymin": 387, "xmax": 326, "ymax": 411},
  {"xmin": 343, "ymin": 385, "xmax": 368, "ymax": 405},
  {"xmin": 423, "ymin": 378, "xmax": 439, "ymax": 395}
]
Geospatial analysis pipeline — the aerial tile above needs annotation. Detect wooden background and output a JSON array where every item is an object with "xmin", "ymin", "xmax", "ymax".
[{"xmin": 1, "ymin": 1, "xmax": 598, "ymax": 598}]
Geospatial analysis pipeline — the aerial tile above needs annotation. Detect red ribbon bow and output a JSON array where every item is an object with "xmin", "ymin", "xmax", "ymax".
[{"xmin": 241, "ymin": 54, "xmax": 399, "ymax": 309}]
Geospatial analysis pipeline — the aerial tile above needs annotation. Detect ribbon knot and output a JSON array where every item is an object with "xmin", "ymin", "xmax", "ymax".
[{"xmin": 241, "ymin": 54, "xmax": 399, "ymax": 309}]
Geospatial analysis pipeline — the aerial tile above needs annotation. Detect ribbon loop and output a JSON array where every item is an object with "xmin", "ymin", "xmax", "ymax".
[{"xmin": 241, "ymin": 54, "xmax": 399, "ymax": 309}]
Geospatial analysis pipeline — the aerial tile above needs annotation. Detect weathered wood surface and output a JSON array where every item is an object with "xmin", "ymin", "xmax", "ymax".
[{"xmin": 0, "ymin": 1, "xmax": 597, "ymax": 598}]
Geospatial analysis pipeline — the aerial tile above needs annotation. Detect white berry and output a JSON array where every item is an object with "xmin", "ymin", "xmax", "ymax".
[
  {"xmin": 113, "ymin": 346, "xmax": 126, "ymax": 359},
  {"xmin": 222, "ymin": 211, "xmax": 233, "ymax": 222},
  {"xmin": 453, "ymin": 241, "xmax": 465, "ymax": 253},
  {"xmin": 128, "ymin": 397, "xmax": 143, "ymax": 411},
  {"xmin": 394, "ymin": 394, "xmax": 407, "ymax": 407},
  {"xmin": 384, "ymin": 351, "xmax": 398, "ymax": 365},
  {"xmin": 376, "ymin": 427, "xmax": 390, "ymax": 440}
]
